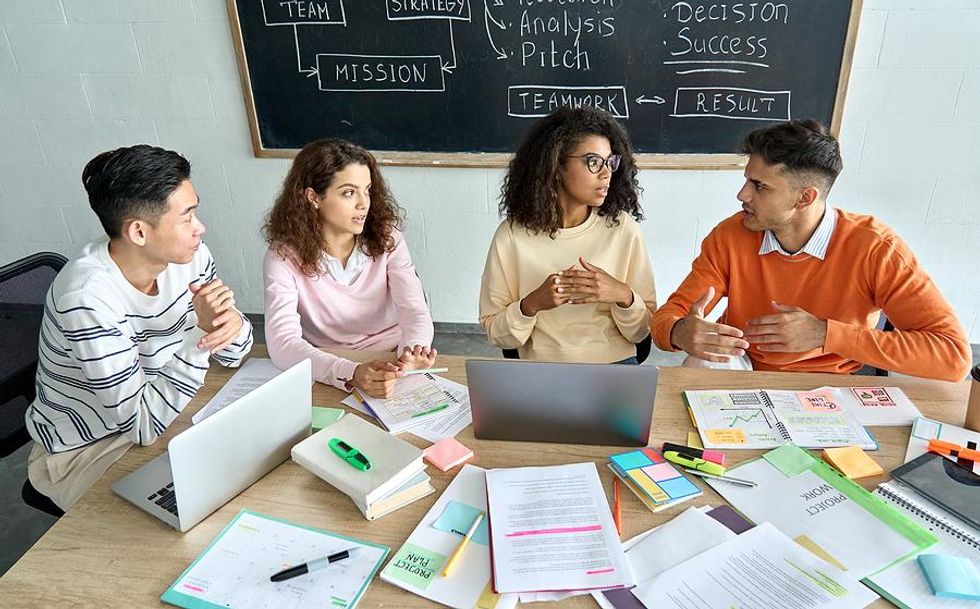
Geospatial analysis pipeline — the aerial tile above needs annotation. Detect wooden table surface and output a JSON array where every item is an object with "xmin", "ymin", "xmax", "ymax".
[{"xmin": 0, "ymin": 347, "xmax": 970, "ymax": 608}]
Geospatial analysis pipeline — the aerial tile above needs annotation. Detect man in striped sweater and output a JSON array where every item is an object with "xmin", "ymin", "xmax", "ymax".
[{"xmin": 25, "ymin": 145, "xmax": 254, "ymax": 511}]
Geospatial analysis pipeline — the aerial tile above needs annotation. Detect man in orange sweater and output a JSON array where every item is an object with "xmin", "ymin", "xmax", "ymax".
[{"xmin": 652, "ymin": 120, "xmax": 970, "ymax": 382}]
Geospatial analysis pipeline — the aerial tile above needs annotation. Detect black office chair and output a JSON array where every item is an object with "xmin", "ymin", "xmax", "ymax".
[
  {"xmin": 502, "ymin": 334, "xmax": 653, "ymax": 364},
  {"xmin": 0, "ymin": 252, "xmax": 68, "ymax": 517}
]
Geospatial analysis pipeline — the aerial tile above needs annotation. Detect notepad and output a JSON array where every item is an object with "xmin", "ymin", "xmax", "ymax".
[
  {"xmin": 161, "ymin": 509, "xmax": 388, "ymax": 609},
  {"xmin": 608, "ymin": 448, "xmax": 701, "ymax": 512},
  {"xmin": 822, "ymin": 446, "xmax": 884, "ymax": 479},
  {"xmin": 684, "ymin": 388, "xmax": 877, "ymax": 450}
]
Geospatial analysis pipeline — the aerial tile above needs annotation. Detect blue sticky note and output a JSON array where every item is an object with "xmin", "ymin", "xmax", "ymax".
[
  {"xmin": 658, "ymin": 476, "xmax": 700, "ymax": 500},
  {"xmin": 918, "ymin": 554, "xmax": 980, "ymax": 601},
  {"xmin": 610, "ymin": 450, "xmax": 653, "ymax": 471},
  {"xmin": 432, "ymin": 500, "xmax": 489, "ymax": 546}
]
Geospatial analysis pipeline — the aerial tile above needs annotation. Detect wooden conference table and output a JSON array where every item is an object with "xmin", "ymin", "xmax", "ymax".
[{"xmin": 0, "ymin": 347, "xmax": 970, "ymax": 608}]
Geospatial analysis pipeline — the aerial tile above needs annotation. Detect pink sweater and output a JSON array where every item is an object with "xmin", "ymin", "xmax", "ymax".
[{"xmin": 263, "ymin": 231, "xmax": 434, "ymax": 389}]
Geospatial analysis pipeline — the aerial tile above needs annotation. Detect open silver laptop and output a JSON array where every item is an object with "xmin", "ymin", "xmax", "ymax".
[
  {"xmin": 112, "ymin": 359, "xmax": 311, "ymax": 532},
  {"xmin": 466, "ymin": 359, "xmax": 658, "ymax": 447}
]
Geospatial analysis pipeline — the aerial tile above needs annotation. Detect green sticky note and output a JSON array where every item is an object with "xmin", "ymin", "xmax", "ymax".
[
  {"xmin": 312, "ymin": 407, "xmax": 344, "ymax": 432},
  {"xmin": 763, "ymin": 444, "xmax": 816, "ymax": 477},
  {"xmin": 386, "ymin": 542, "xmax": 446, "ymax": 590}
]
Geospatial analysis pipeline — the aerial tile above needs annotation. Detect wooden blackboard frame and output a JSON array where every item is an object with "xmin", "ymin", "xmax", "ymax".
[{"xmin": 227, "ymin": 0, "xmax": 863, "ymax": 170}]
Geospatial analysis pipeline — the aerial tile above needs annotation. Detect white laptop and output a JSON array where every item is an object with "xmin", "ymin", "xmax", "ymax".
[{"xmin": 112, "ymin": 359, "xmax": 312, "ymax": 532}]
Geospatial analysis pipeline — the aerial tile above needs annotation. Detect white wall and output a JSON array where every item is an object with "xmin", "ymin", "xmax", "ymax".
[{"xmin": 1, "ymin": 0, "xmax": 978, "ymax": 341}]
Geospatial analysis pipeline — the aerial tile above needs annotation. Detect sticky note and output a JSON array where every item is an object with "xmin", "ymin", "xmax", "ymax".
[
  {"xmin": 705, "ymin": 428, "xmax": 747, "ymax": 445},
  {"xmin": 822, "ymin": 446, "xmax": 884, "ymax": 480},
  {"xmin": 763, "ymin": 444, "xmax": 815, "ymax": 477},
  {"xmin": 387, "ymin": 542, "xmax": 446, "ymax": 590},
  {"xmin": 657, "ymin": 476, "xmax": 700, "ymax": 499},
  {"xmin": 642, "ymin": 463, "xmax": 679, "ymax": 483},
  {"xmin": 610, "ymin": 450, "xmax": 653, "ymax": 470},
  {"xmin": 311, "ymin": 407, "xmax": 344, "ymax": 432},
  {"xmin": 687, "ymin": 431, "xmax": 704, "ymax": 449},
  {"xmin": 432, "ymin": 500, "xmax": 489, "ymax": 546},
  {"xmin": 423, "ymin": 438, "xmax": 473, "ymax": 471},
  {"xmin": 918, "ymin": 554, "xmax": 980, "ymax": 601}
]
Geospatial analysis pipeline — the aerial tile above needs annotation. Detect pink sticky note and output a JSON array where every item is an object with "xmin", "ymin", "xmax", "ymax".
[{"xmin": 423, "ymin": 438, "xmax": 473, "ymax": 472}]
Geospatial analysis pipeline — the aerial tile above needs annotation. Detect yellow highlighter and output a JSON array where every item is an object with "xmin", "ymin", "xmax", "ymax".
[{"xmin": 442, "ymin": 511, "xmax": 485, "ymax": 577}]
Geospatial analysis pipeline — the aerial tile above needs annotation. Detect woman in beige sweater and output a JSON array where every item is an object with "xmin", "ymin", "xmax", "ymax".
[{"xmin": 479, "ymin": 107, "xmax": 657, "ymax": 363}]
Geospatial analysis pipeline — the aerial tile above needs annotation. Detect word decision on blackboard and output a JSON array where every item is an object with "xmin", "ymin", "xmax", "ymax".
[{"xmin": 230, "ymin": 1, "xmax": 857, "ymax": 155}]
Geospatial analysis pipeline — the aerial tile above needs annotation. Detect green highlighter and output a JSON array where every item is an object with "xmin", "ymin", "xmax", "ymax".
[
  {"xmin": 663, "ymin": 450, "xmax": 726, "ymax": 476},
  {"xmin": 328, "ymin": 437, "xmax": 371, "ymax": 471}
]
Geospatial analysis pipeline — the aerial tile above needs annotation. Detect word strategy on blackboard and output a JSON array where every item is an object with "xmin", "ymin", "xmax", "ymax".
[{"xmin": 232, "ymin": 1, "xmax": 857, "ymax": 154}]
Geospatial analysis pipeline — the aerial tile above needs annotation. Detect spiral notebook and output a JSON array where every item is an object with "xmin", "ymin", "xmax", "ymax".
[
  {"xmin": 684, "ymin": 388, "xmax": 877, "ymax": 450},
  {"xmin": 866, "ymin": 481, "xmax": 980, "ymax": 609}
]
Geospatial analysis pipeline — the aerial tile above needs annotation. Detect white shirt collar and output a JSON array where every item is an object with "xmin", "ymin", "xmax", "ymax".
[
  {"xmin": 322, "ymin": 244, "xmax": 368, "ymax": 286},
  {"xmin": 758, "ymin": 207, "xmax": 837, "ymax": 260}
]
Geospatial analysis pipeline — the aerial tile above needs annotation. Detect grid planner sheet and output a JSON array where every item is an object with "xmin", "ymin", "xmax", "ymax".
[{"xmin": 163, "ymin": 510, "xmax": 388, "ymax": 609}]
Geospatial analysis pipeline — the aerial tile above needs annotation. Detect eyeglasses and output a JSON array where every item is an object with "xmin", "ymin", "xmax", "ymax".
[{"xmin": 567, "ymin": 153, "xmax": 622, "ymax": 174}]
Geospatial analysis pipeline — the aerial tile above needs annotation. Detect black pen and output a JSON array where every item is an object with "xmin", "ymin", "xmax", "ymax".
[{"xmin": 270, "ymin": 547, "xmax": 360, "ymax": 582}]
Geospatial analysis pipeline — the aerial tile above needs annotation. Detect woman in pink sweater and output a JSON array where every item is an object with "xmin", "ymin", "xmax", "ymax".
[{"xmin": 263, "ymin": 139, "xmax": 435, "ymax": 398}]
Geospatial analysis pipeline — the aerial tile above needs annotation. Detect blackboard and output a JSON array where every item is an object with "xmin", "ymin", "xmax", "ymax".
[{"xmin": 227, "ymin": 0, "xmax": 862, "ymax": 167}]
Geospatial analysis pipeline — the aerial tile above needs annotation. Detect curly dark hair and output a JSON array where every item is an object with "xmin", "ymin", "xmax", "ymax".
[
  {"xmin": 499, "ymin": 106, "xmax": 642, "ymax": 237},
  {"xmin": 262, "ymin": 139, "xmax": 402, "ymax": 277}
]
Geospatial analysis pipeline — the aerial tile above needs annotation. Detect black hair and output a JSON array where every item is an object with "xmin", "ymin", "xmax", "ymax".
[
  {"xmin": 499, "ymin": 106, "xmax": 642, "ymax": 237},
  {"xmin": 81, "ymin": 144, "xmax": 191, "ymax": 239},
  {"xmin": 741, "ymin": 119, "xmax": 843, "ymax": 194}
]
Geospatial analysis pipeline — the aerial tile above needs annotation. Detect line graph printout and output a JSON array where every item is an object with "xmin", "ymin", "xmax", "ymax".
[
  {"xmin": 161, "ymin": 510, "xmax": 389, "ymax": 609},
  {"xmin": 685, "ymin": 389, "xmax": 875, "ymax": 450}
]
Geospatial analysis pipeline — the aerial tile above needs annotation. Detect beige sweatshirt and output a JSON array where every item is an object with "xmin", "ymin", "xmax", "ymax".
[{"xmin": 479, "ymin": 211, "xmax": 657, "ymax": 363}]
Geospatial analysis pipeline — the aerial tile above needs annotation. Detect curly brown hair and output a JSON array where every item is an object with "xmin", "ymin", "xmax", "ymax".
[
  {"xmin": 499, "ymin": 107, "xmax": 642, "ymax": 237},
  {"xmin": 262, "ymin": 139, "xmax": 402, "ymax": 277}
]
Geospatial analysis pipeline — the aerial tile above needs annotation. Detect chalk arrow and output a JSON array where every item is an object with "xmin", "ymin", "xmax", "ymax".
[
  {"xmin": 442, "ymin": 21, "xmax": 457, "ymax": 73},
  {"xmin": 636, "ymin": 95, "xmax": 666, "ymax": 105},
  {"xmin": 484, "ymin": 0, "xmax": 508, "ymax": 59}
]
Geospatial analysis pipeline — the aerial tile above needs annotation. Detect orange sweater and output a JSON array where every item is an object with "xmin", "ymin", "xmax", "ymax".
[{"xmin": 652, "ymin": 209, "xmax": 970, "ymax": 382}]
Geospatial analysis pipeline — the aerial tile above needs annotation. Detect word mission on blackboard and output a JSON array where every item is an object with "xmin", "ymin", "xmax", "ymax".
[{"xmin": 232, "ymin": 1, "xmax": 856, "ymax": 155}]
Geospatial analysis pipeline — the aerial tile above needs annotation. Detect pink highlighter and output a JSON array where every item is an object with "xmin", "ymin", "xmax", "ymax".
[{"xmin": 662, "ymin": 442, "xmax": 726, "ymax": 466}]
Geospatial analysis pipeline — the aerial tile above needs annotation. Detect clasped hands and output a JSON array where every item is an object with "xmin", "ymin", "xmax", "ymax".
[
  {"xmin": 520, "ymin": 257, "xmax": 634, "ymax": 317},
  {"xmin": 670, "ymin": 286, "xmax": 828, "ymax": 362}
]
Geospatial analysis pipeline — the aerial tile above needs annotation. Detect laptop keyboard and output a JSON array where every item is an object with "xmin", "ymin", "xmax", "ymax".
[{"xmin": 147, "ymin": 482, "xmax": 179, "ymax": 517}]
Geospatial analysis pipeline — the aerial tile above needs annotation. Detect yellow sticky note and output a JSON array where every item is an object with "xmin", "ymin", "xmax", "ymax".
[
  {"xmin": 687, "ymin": 431, "xmax": 704, "ymax": 449},
  {"xmin": 626, "ymin": 470, "xmax": 670, "ymax": 503},
  {"xmin": 705, "ymin": 428, "xmax": 747, "ymax": 445},
  {"xmin": 475, "ymin": 579, "xmax": 501, "ymax": 609},
  {"xmin": 822, "ymin": 446, "xmax": 884, "ymax": 480}
]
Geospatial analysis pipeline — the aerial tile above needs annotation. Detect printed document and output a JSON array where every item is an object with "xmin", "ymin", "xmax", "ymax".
[
  {"xmin": 192, "ymin": 358, "xmax": 283, "ymax": 424},
  {"xmin": 485, "ymin": 462, "xmax": 632, "ymax": 594},
  {"xmin": 633, "ymin": 522, "xmax": 878, "ymax": 609}
]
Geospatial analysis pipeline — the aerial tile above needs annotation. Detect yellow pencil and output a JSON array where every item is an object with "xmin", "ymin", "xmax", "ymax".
[{"xmin": 442, "ymin": 511, "xmax": 485, "ymax": 577}]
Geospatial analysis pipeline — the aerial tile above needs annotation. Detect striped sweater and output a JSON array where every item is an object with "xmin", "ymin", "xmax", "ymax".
[{"xmin": 25, "ymin": 239, "xmax": 253, "ymax": 453}]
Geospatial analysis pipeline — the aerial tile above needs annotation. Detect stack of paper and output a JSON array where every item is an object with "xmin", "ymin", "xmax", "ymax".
[
  {"xmin": 485, "ymin": 462, "xmax": 634, "ymax": 595},
  {"xmin": 343, "ymin": 374, "xmax": 472, "ymax": 442},
  {"xmin": 291, "ymin": 413, "xmax": 433, "ymax": 520},
  {"xmin": 381, "ymin": 465, "xmax": 518, "ymax": 609}
]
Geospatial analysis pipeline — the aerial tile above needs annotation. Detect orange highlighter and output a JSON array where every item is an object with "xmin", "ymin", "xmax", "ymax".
[
  {"xmin": 613, "ymin": 478, "xmax": 622, "ymax": 537},
  {"xmin": 928, "ymin": 439, "xmax": 980, "ymax": 463}
]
